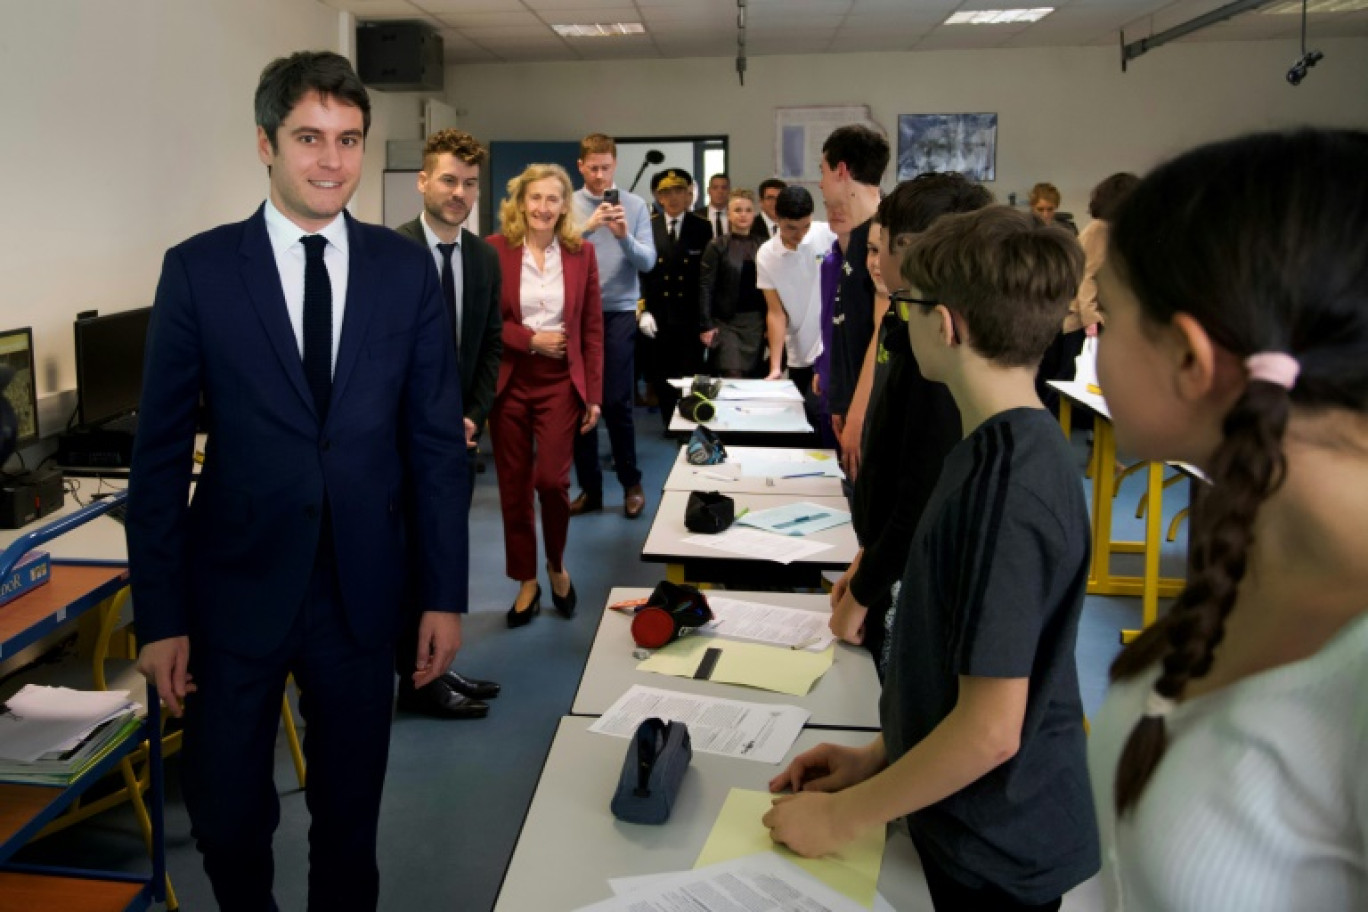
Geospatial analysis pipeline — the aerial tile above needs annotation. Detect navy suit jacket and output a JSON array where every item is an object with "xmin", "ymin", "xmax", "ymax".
[{"xmin": 127, "ymin": 206, "xmax": 469, "ymax": 658}]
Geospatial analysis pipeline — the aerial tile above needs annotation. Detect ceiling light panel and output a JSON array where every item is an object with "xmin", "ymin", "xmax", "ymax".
[
  {"xmin": 946, "ymin": 8, "xmax": 1055, "ymax": 24},
  {"xmin": 551, "ymin": 22, "xmax": 647, "ymax": 37}
]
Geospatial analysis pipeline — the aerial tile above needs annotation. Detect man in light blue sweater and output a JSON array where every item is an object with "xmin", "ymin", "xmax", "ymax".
[{"xmin": 570, "ymin": 133, "xmax": 657, "ymax": 518}]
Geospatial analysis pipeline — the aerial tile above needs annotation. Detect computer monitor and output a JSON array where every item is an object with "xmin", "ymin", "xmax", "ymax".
[
  {"xmin": 74, "ymin": 307, "xmax": 152, "ymax": 429},
  {"xmin": 0, "ymin": 327, "xmax": 39, "ymax": 449}
]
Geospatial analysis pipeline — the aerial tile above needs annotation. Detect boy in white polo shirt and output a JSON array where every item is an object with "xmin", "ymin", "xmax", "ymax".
[{"xmin": 756, "ymin": 186, "xmax": 837, "ymax": 426}]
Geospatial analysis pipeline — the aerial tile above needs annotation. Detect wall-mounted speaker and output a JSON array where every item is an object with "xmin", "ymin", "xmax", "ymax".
[{"xmin": 357, "ymin": 21, "xmax": 444, "ymax": 93}]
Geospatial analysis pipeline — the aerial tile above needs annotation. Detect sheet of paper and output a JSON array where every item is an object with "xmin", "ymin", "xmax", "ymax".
[
  {"xmin": 637, "ymin": 638, "xmax": 835, "ymax": 696},
  {"xmin": 736, "ymin": 502, "xmax": 852, "ymax": 537},
  {"xmin": 694, "ymin": 788, "xmax": 886, "ymax": 908},
  {"xmin": 577, "ymin": 852, "xmax": 873, "ymax": 911},
  {"xmin": 712, "ymin": 404, "xmax": 813, "ymax": 433},
  {"xmin": 683, "ymin": 463, "xmax": 743, "ymax": 482},
  {"xmin": 0, "ymin": 686, "xmax": 135, "ymax": 763},
  {"xmin": 717, "ymin": 379, "xmax": 804, "ymax": 401},
  {"xmin": 738, "ymin": 459, "xmax": 844, "ymax": 480},
  {"xmin": 609, "ymin": 873, "xmax": 898, "ymax": 912},
  {"xmin": 703, "ymin": 597, "xmax": 835, "ymax": 651},
  {"xmin": 683, "ymin": 528, "xmax": 834, "ymax": 565},
  {"xmin": 588, "ymin": 685, "xmax": 808, "ymax": 764}
]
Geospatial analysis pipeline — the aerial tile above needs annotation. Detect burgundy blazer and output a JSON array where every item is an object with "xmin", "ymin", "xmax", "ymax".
[{"xmin": 487, "ymin": 234, "xmax": 604, "ymax": 407}]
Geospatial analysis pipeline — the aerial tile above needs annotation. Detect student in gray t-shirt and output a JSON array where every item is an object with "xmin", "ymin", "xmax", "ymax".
[{"xmin": 764, "ymin": 206, "xmax": 1097, "ymax": 911}]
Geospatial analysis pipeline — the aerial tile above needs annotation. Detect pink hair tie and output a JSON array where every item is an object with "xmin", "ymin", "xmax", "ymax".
[{"xmin": 1245, "ymin": 352, "xmax": 1300, "ymax": 390}]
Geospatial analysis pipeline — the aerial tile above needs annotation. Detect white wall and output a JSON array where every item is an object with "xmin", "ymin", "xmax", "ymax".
[
  {"xmin": 0, "ymin": 0, "xmax": 421, "ymax": 410},
  {"xmin": 446, "ymin": 38, "xmax": 1368, "ymax": 220}
]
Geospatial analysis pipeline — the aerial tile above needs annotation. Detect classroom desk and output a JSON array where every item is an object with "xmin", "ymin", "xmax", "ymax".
[
  {"xmin": 492, "ymin": 717, "xmax": 926, "ymax": 912},
  {"xmin": 668, "ymin": 400, "xmax": 814, "ymax": 447},
  {"xmin": 663, "ymin": 445, "xmax": 844, "ymax": 497},
  {"xmin": 0, "ymin": 479, "xmax": 129, "ymax": 565},
  {"xmin": 642, "ymin": 491, "xmax": 858, "ymax": 589},
  {"xmin": 571, "ymin": 588, "xmax": 880, "ymax": 730},
  {"xmin": 1049, "ymin": 381, "xmax": 1185, "ymax": 636}
]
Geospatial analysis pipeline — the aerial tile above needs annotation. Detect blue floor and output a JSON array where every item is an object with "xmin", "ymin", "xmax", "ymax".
[{"xmin": 14, "ymin": 408, "xmax": 1191, "ymax": 910}]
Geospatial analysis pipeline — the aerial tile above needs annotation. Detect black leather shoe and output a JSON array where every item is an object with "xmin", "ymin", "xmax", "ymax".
[
  {"xmin": 551, "ymin": 580, "xmax": 577, "ymax": 618},
  {"xmin": 569, "ymin": 490, "xmax": 603, "ymax": 516},
  {"xmin": 396, "ymin": 680, "xmax": 489, "ymax": 719},
  {"xmin": 443, "ymin": 671, "xmax": 500, "ymax": 700},
  {"xmin": 507, "ymin": 584, "xmax": 541, "ymax": 628}
]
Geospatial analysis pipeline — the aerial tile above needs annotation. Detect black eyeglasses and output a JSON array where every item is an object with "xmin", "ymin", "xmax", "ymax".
[{"xmin": 888, "ymin": 288, "xmax": 938, "ymax": 322}]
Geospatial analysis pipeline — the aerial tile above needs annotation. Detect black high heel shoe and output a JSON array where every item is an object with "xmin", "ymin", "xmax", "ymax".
[
  {"xmin": 506, "ymin": 584, "xmax": 541, "ymax": 628},
  {"xmin": 548, "ymin": 567, "xmax": 577, "ymax": 618}
]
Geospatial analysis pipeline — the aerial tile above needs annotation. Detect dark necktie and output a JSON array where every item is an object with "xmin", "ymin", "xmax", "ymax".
[
  {"xmin": 669, "ymin": 218, "xmax": 679, "ymax": 242},
  {"xmin": 301, "ymin": 235, "xmax": 332, "ymax": 422},
  {"xmin": 714, "ymin": 212, "xmax": 723, "ymax": 236},
  {"xmin": 437, "ymin": 241, "xmax": 459, "ymax": 345}
]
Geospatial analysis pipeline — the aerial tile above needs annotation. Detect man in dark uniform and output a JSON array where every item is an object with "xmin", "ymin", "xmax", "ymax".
[{"xmin": 639, "ymin": 167, "xmax": 713, "ymax": 431}]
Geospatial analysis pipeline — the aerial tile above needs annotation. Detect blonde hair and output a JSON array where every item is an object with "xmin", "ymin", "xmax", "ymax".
[
  {"xmin": 728, "ymin": 188, "xmax": 755, "ymax": 204},
  {"xmin": 1029, "ymin": 182, "xmax": 1061, "ymax": 207},
  {"xmin": 498, "ymin": 163, "xmax": 582, "ymax": 252}
]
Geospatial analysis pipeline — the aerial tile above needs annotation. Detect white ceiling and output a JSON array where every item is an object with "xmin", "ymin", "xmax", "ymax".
[{"xmin": 323, "ymin": 0, "xmax": 1368, "ymax": 64}]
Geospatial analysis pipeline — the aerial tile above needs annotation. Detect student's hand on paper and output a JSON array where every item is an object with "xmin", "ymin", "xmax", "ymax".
[
  {"xmin": 413, "ymin": 612, "xmax": 462, "ymax": 688},
  {"xmin": 768, "ymin": 742, "xmax": 879, "ymax": 795},
  {"xmin": 829, "ymin": 587, "xmax": 868, "ymax": 645},
  {"xmin": 764, "ymin": 791, "xmax": 852, "ymax": 858},
  {"xmin": 136, "ymin": 636, "xmax": 196, "ymax": 718}
]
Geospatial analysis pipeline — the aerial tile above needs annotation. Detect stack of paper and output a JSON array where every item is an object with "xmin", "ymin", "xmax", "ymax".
[
  {"xmin": 0, "ymin": 685, "xmax": 141, "ymax": 785},
  {"xmin": 736, "ymin": 502, "xmax": 852, "ymax": 536}
]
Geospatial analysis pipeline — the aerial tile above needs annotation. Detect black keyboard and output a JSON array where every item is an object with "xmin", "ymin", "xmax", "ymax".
[{"xmin": 104, "ymin": 501, "xmax": 128, "ymax": 525}]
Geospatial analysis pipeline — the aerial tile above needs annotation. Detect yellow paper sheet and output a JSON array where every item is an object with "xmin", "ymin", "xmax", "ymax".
[
  {"xmin": 695, "ymin": 788, "xmax": 884, "ymax": 908},
  {"xmin": 636, "ymin": 637, "xmax": 834, "ymax": 696}
]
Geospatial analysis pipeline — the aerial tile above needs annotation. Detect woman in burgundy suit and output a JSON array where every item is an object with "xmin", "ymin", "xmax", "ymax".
[{"xmin": 487, "ymin": 164, "xmax": 604, "ymax": 627}]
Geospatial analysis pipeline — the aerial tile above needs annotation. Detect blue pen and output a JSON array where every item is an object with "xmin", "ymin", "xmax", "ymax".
[
  {"xmin": 780, "ymin": 471, "xmax": 824, "ymax": 479},
  {"xmin": 773, "ymin": 512, "xmax": 828, "ymax": 530}
]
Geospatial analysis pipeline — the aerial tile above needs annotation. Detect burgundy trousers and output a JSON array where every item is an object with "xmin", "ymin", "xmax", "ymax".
[{"xmin": 489, "ymin": 353, "xmax": 581, "ymax": 581}]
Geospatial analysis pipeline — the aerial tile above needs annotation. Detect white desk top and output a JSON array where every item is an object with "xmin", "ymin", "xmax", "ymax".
[
  {"xmin": 663, "ymin": 446, "xmax": 844, "ymax": 497},
  {"xmin": 492, "ymin": 716, "xmax": 929, "ymax": 912},
  {"xmin": 572, "ymin": 588, "xmax": 880, "ymax": 729},
  {"xmin": 642, "ymin": 491, "xmax": 858, "ymax": 570},
  {"xmin": 669, "ymin": 399, "xmax": 813, "ymax": 435},
  {"xmin": 0, "ymin": 477, "xmax": 129, "ymax": 563}
]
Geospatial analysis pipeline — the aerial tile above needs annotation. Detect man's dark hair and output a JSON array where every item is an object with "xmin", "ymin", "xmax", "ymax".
[
  {"xmin": 901, "ymin": 206, "xmax": 1083, "ymax": 369},
  {"xmin": 708, "ymin": 173, "xmax": 730, "ymax": 186},
  {"xmin": 774, "ymin": 186, "xmax": 814, "ymax": 220},
  {"xmin": 758, "ymin": 178, "xmax": 788, "ymax": 198},
  {"xmin": 255, "ymin": 51, "xmax": 371, "ymax": 152},
  {"xmin": 1088, "ymin": 172, "xmax": 1141, "ymax": 221},
  {"xmin": 876, "ymin": 173, "xmax": 993, "ymax": 239},
  {"xmin": 821, "ymin": 125, "xmax": 890, "ymax": 187}
]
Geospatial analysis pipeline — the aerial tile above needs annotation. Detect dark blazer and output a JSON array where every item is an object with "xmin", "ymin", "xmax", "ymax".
[
  {"xmin": 394, "ymin": 218, "xmax": 502, "ymax": 431},
  {"xmin": 641, "ymin": 210, "xmax": 712, "ymax": 331},
  {"xmin": 486, "ymin": 234, "xmax": 604, "ymax": 408},
  {"xmin": 127, "ymin": 207, "xmax": 469, "ymax": 658}
]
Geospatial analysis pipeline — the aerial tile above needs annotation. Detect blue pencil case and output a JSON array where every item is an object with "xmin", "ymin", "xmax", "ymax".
[{"xmin": 610, "ymin": 718, "xmax": 692, "ymax": 825}]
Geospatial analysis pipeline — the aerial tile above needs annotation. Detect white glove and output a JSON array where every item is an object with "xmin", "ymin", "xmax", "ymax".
[{"xmin": 638, "ymin": 311, "xmax": 658, "ymax": 339}]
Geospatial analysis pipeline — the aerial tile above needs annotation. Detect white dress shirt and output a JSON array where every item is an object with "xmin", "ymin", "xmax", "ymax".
[
  {"xmin": 519, "ymin": 239, "xmax": 565, "ymax": 332},
  {"xmin": 705, "ymin": 206, "xmax": 728, "ymax": 236},
  {"xmin": 420, "ymin": 212, "xmax": 464, "ymax": 345},
  {"xmin": 262, "ymin": 198, "xmax": 348, "ymax": 374}
]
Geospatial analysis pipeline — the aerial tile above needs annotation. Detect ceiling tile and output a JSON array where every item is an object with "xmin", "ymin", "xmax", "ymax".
[
  {"xmin": 433, "ymin": 10, "xmax": 545, "ymax": 27},
  {"xmin": 329, "ymin": 0, "xmax": 429, "ymax": 16},
  {"xmin": 413, "ymin": 0, "xmax": 518, "ymax": 12},
  {"xmin": 523, "ymin": 0, "xmax": 637, "ymax": 7}
]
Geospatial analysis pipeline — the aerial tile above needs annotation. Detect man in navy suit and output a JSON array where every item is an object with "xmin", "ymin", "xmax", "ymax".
[{"xmin": 128, "ymin": 51, "xmax": 468, "ymax": 910}]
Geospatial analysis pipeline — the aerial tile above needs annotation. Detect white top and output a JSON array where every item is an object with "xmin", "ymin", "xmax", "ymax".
[
  {"xmin": 519, "ymin": 239, "xmax": 564, "ymax": 332},
  {"xmin": 1087, "ymin": 612, "xmax": 1368, "ymax": 912},
  {"xmin": 755, "ymin": 220, "xmax": 836, "ymax": 368},
  {"xmin": 419, "ymin": 212, "xmax": 463, "ymax": 344},
  {"xmin": 262, "ymin": 198, "xmax": 348, "ymax": 373}
]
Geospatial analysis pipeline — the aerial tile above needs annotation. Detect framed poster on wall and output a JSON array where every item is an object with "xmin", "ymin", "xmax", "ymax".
[{"xmin": 897, "ymin": 113, "xmax": 998, "ymax": 182}]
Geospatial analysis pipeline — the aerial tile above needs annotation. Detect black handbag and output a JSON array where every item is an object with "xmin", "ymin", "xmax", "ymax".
[
  {"xmin": 684, "ymin": 490, "xmax": 734, "ymax": 534},
  {"xmin": 685, "ymin": 425, "xmax": 727, "ymax": 466},
  {"xmin": 610, "ymin": 717, "xmax": 692, "ymax": 825}
]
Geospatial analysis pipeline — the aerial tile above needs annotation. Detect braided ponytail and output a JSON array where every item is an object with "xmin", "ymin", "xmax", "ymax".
[{"xmin": 1111, "ymin": 378, "xmax": 1291, "ymax": 813}]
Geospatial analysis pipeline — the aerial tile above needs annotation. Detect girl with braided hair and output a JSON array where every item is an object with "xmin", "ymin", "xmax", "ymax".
[{"xmin": 1087, "ymin": 129, "xmax": 1368, "ymax": 911}]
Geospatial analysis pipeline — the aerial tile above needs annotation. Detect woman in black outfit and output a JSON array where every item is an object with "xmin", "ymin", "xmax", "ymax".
[{"xmin": 699, "ymin": 190, "xmax": 766, "ymax": 377}]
